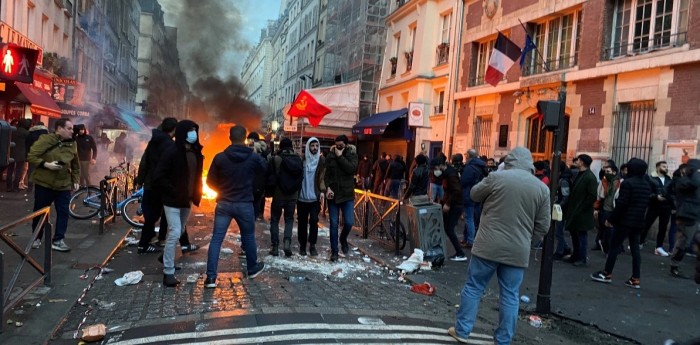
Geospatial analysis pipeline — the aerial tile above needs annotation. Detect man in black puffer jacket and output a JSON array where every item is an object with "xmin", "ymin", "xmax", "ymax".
[
  {"xmin": 591, "ymin": 158, "xmax": 652, "ymax": 289},
  {"xmin": 669, "ymin": 159, "xmax": 700, "ymax": 279}
]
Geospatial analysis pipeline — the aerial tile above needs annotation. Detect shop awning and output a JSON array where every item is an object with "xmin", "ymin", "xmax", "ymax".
[
  {"xmin": 352, "ymin": 108, "xmax": 407, "ymax": 135},
  {"xmin": 114, "ymin": 108, "xmax": 150, "ymax": 133},
  {"xmin": 14, "ymin": 82, "xmax": 61, "ymax": 118}
]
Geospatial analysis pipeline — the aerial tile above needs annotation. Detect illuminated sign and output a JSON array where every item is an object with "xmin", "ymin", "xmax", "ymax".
[{"xmin": 0, "ymin": 43, "xmax": 39, "ymax": 83}]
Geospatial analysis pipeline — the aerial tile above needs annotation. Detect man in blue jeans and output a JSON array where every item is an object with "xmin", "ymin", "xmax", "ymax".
[
  {"xmin": 449, "ymin": 147, "xmax": 550, "ymax": 344},
  {"xmin": 205, "ymin": 125, "xmax": 267, "ymax": 288},
  {"xmin": 324, "ymin": 135, "xmax": 358, "ymax": 261}
]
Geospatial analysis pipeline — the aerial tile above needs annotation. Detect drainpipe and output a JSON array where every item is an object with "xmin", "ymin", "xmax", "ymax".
[{"xmin": 445, "ymin": 0, "xmax": 465, "ymax": 157}]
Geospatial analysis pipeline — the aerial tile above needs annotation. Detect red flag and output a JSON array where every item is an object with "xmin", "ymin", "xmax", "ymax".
[{"xmin": 287, "ymin": 90, "xmax": 332, "ymax": 127}]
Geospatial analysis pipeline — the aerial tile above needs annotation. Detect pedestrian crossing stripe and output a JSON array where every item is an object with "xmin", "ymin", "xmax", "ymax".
[{"xmin": 106, "ymin": 323, "xmax": 494, "ymax": 345}]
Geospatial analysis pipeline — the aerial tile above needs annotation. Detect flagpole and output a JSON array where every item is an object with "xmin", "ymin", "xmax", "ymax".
[{"xmin": 518, "ymin": 19, "xmax": 549, "ymax": 72}]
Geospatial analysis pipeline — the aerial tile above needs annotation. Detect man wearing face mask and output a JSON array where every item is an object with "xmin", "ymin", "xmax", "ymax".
[
  {"xmin": 593, "ymin": 164, "xmax": 621, "ymax": 254},
  {"xmin": 153, "ymin": 120, "xmax": 204, "ymax": 287},
  {"xmin": 640, "ymin": 161, "xmax": 673, "ymax": 256},
  {"xmin": 431, "ymin": 157, "xmax": 468, "ymax": 262},
  {"xmin": 324, "ymin": 135, "xmax": 358, "ymax": 261}
]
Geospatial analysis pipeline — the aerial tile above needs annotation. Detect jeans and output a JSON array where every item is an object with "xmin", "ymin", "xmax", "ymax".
[
  {"xmin": 604, "ymin": 226, "xmax": 642, "ymax": 279},
  {"xmin": 270, "ymin": 198, "xmax": 296, "ymax": 246},
  {"xmin": 162, "ymin": 205, "xmax": 191, "ymax": 275},
  {"xmin": 444, "ymin": 205, "xmax": 465, "ymax": 257},
  {"xmin": 79, "ymin": 160, "xmax": 91, "ymax": 187},
  {"xmin": 554, "ymin": 221, "xmax": 570, "ymax": 255},
  {"xmin": 670, "ymin": 222, "xmax": 700, "ymax": 266},
  {"xmin": 570, "ymin": 230, "xmax": 589, "ymax": 263},
  {"xmin": 642, "ymin": 206, "xmax": 672, "ymax": 248},
  {"xmin": 328, "ymin": 199, "xmax": 353, "ymax": 254},
  {"xmin": 297, "ymin": 200, "xmax": 320, "ymax": 249},
  {"xmin": 32, "ymin": 185, "xmax": 70, "ymax": 241},
  {"xmin": 207, "ymin": 201, "xmax": 258, "ymax": 279},
  {"xmin": 463, "ymin": 205, "xmax": 476, "ymax": 245},
  {"xmin": 454, "ymin": 256, "xmax": 525, "ymax": 345},
  {"xmin": 385, "ymin": 179, "xmax": 401, "ymax": 199},
  {"xmin": 430, "ymin": 183, "xmax": 444, "ymax": 203}
]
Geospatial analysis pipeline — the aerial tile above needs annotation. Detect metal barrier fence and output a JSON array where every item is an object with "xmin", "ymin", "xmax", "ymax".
[
  {"xmin": 0, "ymin": 206, "xmax": 52, "ymax": 332},
  {"xmin": 352, "ymin": 189, "xmax": 407, "ymax": 256}
]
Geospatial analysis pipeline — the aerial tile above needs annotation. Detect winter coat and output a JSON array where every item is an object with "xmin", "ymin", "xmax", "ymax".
[
  {"xmin": 595, "ymin": 177, "xmax": 621, "ymax": 211},
  {"xmin": 207, "ymin": 144, "xmax": 267, "ymax": 204},
  {"xmin": 74, "ymin": 134, "xmax": 98, "ymax": 161},
  {"xmin": 608, "ymin": 159, "xmax": 652, "ymax": 229},
  {"xmin": 648, "ymin": 172, "xmax": 673, "ymax": 209},
  {"xmin": 357, "ymin": 158, "xmax": 372, "ymax": 178},
  {"xmin": 135, "ymin": 128, "xmax": 175, "ymax": 190},
  {"xmin": 26, "ymin": 133, "xmax": 79, "ymax": 191},
  {"xmin": 267, "ymin": 149, "xmax": 303, "ymax": 201},
  {"xmin": 673, "ymin": 159, "xmax": 700, "ymax": 224},
  {"xmin": 25, "ymin": 125, "xmax": 49, "ymax": 158},
  {"xmin": 153, "ymin": 120, "xmax": 204, "ymax": 208},
  {"xmin": 372, "ymin": 158, "xmax": 388, "ymax": 183},
  {"xmin": 324, "ymin": 144, "xmax": 358, "ymax": 204},
  {"xmin": 461, "ymin": 158, "xmax": 487, "ymax": 206},
  {"xmin": 406, "ymin": 164, "xmax": 429, "ymax": 198},
  {"xmin": 470, "ymin": 147, "xmax": 551, "ymax": 268},
  {"xmin": 385, "ymin": 160, "xmax": 406, "ymax": 180},
  {"xmin": 10, "ymin": 126, "xmax": 29, "ymax": 162},
  {"xmin": 565, "ymin": 168, "xmax": 598, "ymax": 232},
  {"xmin": 441, "ymin": 166, "xmax": 463, "ymax": 208}
]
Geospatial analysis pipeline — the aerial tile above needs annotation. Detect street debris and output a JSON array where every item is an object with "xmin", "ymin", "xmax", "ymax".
[
  {"xmin": 362, "ymin": 256, "xmax": 371, "ymax": 263},
  {"xmin": 114, "ymin": 271, "xmax": 144, "ymax": 286},
  {"xmin": 48, "ymin": 299, "xmax": 68, "ymax": 303},
  {"xmin": 528, "ymin": 315, "xmax": 543, "ymax": 328},
  {"xmin": 288, "ymin": 276, "xmax": 308, "ymax": 283},
  {"xmin": 397, "ymin": 249, "xmax": 424, "ymax": 273},
  {"xmin": 124, "ymin": 236, "xmax": 139, "ymax": 246},
  {"xmin": 187, "ymin": 274, "xmax": 199, "ymax": 283},
  {"xmin": 520, "ymin": 295, "xmax": 530, "ymax": 304},
  {"xmin": 220, "ymin": 247, "xmax": 234, "ymax": 254},
  {"xmin": 81, "ymin": 323, "xmax": 106, "ymax": 342},
  {"xmin": 15, "ymin": 321, "xmax": 23, "ymax": 327},
  {"xmin": 410, "ymin": 282, "xmax": 436, "ymax": 296},
  {"xmin": 92, "ymin": 298, "xmax": 116, "ymax": 310}
]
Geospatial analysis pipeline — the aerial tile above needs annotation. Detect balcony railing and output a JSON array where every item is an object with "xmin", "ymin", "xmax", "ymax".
[
  {"xmin": 603, "ymin": 31, "xmax": 687, "ymax": 60},
  {"xmin": 433, "ymin": 105, "xmax": 444, "ymax": 114},
  {"xmin": 469, "ymin": 74, "xmax": 486, "ymax": 87},
  {"xmin": 521, "ymin": 54, "xmax": 578, "ymax": 77},
  {"xmin": 435, "ymin": 43, "xmax": 449, "ymax": 66}
]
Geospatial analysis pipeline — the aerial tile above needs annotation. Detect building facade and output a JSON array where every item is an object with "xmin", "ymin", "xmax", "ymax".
[{"xmin": 241, "ymin": 22, "xmax": 275, "ymax": 126}]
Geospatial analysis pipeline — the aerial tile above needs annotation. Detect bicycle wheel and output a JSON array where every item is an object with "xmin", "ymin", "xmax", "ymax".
[
  {"xmin": 69, "ymin": 186, "xmax": 101, "ymax": 219},
  {"xmin": 121, "ymin": 196, "xmax": 144, "ymax": 228}
]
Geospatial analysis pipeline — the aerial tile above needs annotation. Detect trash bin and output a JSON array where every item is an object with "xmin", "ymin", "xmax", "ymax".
[{"xmin": 401, "ymin": 195, "xmax": 447, "ymax": 256}]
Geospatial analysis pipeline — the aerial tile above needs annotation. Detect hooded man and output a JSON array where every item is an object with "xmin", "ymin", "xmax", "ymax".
[
  {"xmin": 297, "ymin": 137, "xmax": 326, "ymax": 256},
  {"xmin": 357, "ymin": 153, "xmax": 372, "ymax": 190},
  {"xmin": 591, "ymin": 158, "xmax": 652, "ymax": 289},
  {"xmin": 405, "ymin": 154, "xmax": 429, "ymax": 199},
  {"xmin": 449, "ymin": 147, "xmax": 550, "ymax": 345},
  {"xmin": 205, "ymin": 125, "xmax": 267, "ymax": 287},
  {"xmin": 153, "ymin": 120, "xmax": 204, "ymax": 287},
  {"xmin": 72, "ymin": 124, "xmax": 97, "ymax": 187},
  {"xmin": 668, "ymin": 159, "xmax": 700, "ymax": 279},
  {"xmin": 267, "ymin": 137, "xmax": 303, "ymax": 257},
  {"xmin": 431, "ymin": 157, "xmax": 467, "ymax": 262}
]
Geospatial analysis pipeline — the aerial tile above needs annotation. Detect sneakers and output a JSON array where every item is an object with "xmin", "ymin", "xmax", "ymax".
[
  {"xmin": 51, "ymin": 239, "xmax": 71, "ymax": 252},
  {"xmin": 655, "ymin": 247, "xmax": 670, "ymax": 257},
  {"xmin": 670, "ymin": 266, "xmax": 690, "ymax": 279},
  {"xmin": 137, "ymin": 244, "xmax": 161, "ymax": 254},
  {"xmin": 299, "ymin": 248, "xmax": 307, "ymax": 256},
  {"xmin": 247, "ymin": 262, "xmax": 266, "ymax": 279},
  {"xmin": 330, "ymin": 252, "xmax": 339, "ymax": 262},
  {"xmin": 624, "ymin": 278, "xmax": 641, "ymax": 289},
  {"xmin": 341, "ymin": 243, "xmax": 349, "ymax": 256},
  {"xmin": 447, "ymin": 327, "xmax": 469, "ymax": 344},
  {"xmin": 283, "ymin": 239, "xmax": 292, "ymax": 257},
  {"xmin": 181, "ymin": 244, "xmax": 200, "ymax": 254},
  {"xmin": 269, "ymin": 245, "xmax": 279, "ymax": 257},
  {"xmin": 449, "ymin": 254, "xmax": 468, "ymax": 262},
  {"xmin": 309, "ymin": 245, "xmax": 318, "ymax": 257},
  {"xmin": 163, "ymin": 274, "xmax": 180, "ymax": 287},
  {"xmin": 590, "ymin": 271, "xmax": 612, "ymax": 283},
  {"xmin": 31, "ymin": 239, "xmax": 41, "ymax": 249},
  {"xmin": 204, "ymin": 277, "xmax": 217, "ymax": 288}
]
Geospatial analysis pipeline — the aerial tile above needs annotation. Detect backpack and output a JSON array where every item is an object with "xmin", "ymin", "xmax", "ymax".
[{"xmin": 275, "ymin": 154, "xmax": 304, "ymax": 194}]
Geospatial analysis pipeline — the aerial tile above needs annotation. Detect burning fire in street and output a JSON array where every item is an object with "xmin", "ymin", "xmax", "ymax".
[
  {"xmin": 199, "ymin": 123, "xmax": 236, "ymax": 201},
  {"xmin": 201, "ymin": 174, "xmax": 217, "ymax": 200}
]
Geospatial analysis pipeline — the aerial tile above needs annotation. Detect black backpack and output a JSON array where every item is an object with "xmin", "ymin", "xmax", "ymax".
[{"xmin": 275, "ymin": 154, "xmax": 304, "ymax": 194}]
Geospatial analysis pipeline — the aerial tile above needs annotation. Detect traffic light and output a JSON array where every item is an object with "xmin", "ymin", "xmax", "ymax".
[
  {"xmin": 0, "ymin": 120, "xmax": 16, "ymax": 169},
  {"xmin": 0, "ymin": 43, "xmax": 40, "ymax": 83},
  {"xmin": 536, "ymin": 100, "xmax": 562, "ymax": 131}
]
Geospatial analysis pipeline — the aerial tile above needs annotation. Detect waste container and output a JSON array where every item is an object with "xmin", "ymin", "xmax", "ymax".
[{"xmin": 401, "ymin": 195, "xmax": 447, "ymax": 256}]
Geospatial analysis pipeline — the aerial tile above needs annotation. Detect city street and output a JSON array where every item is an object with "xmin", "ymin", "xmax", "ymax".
[{"xmin": 1, "ymin": 192, "xmax": 696, "ymax": 344}]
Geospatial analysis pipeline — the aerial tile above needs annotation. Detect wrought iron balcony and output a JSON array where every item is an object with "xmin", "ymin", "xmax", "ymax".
[
  {"xmin": 521, "ymin": 54, "xmax": 578, "ymax": 76},
  {"xmin": 603, "ymin": 31, "xmax": 687, "ymax": 60}
]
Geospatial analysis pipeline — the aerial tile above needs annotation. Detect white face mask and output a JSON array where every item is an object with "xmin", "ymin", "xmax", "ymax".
[
  {"xmin": 186, "ymin": 130, "xmax": 197, "ymax": 144},
  {"xmin": 433, "ymin": 169, "xmax": 443, "ymax": 177}
]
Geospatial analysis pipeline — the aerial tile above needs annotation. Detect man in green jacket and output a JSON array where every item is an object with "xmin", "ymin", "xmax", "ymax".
[
  {"xmin": 27, "ymin": 119, "xmax": 79, "ymax": 252},
  {"xmin": 324, "ymin": 135, "xmax": 358, "ymax": 261},
  {"xmin": 565, "ymin": 154, "xmax": 598, "ymax": 266}
]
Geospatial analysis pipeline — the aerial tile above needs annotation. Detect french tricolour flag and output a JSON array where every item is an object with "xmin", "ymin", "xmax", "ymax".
[{"xmin": 485, "ymin": 33, "xmax": 522, "ymax": 87}]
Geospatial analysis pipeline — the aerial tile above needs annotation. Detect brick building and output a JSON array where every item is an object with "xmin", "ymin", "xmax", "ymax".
[{"xmin": 452, "ymin": 0, "xmax": 698, "ymax": 172}]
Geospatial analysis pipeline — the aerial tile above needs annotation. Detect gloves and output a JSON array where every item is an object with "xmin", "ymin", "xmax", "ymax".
[{"xmin": 44, "ymin": 161, "xmax": 63, "ymax": 171}]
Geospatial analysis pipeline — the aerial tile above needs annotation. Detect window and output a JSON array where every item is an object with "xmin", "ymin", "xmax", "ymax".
[
  {"xmin": 440, "ymin": 13, "xmax": 452, "ymax": 43},
  {"xmin": 611, "ymin": 101, "xmax": 655, "ymax": 165},
  {"xmin": 522, "ymin": 10, "xmax": 581, "ymax": 76},
  {"xmin": 527, "ymin": 114, "xmax": 570, "ymax": 162},
  {"xmin": 409, "ymin": 26, "xmax": 417, "ymax": 51},
  {"xmin": 608, "ymin": 0, "xmax": 688, "ymax": 59},
  {"xmin": 473, "ymin": 116, "xmax": 493, "ymax": 158},
  {"xmin": 394, "ymin": 34, "xmax": 401, "ymax": 58},
  {"xmin": 470, "ymin": 38, "xmax": 495, "ymax": 86},
  {"xmin": 434, "ymin": 91, "xmax": 445, "ymax": 114}
]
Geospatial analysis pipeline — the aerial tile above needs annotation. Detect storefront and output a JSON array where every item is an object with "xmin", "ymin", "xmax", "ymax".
[
  {"xmin": 3, "ymin": 80, "xmax": 61, "ymax": 124},
  {"xmin": 352, "ymin": 108, "xmax": 414, "ymax": 163}
]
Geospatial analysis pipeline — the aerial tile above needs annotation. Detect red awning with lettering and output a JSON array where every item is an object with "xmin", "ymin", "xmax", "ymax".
[{"xmin": 14, "ymin": 82, "xmax": 61, "ymax": 118}]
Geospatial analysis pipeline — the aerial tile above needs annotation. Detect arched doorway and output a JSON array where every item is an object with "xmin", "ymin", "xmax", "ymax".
[{"xmin": 526, "ymin": 113, "xmax": 570, "ymax": 162}]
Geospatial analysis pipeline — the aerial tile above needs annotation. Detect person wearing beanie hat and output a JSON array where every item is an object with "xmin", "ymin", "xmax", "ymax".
[
  {"xmin": 279, "ymin": 137, "xmax": 293, "ymax": 151},
  {"xmin": 266, "ymin": 136, "xmax": 303, "ymax": 257}
]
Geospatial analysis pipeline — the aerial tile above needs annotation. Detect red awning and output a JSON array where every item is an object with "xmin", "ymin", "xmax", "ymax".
[{"xmin": 14, "ymin": 82, "xmax": 61, "ymax": 118}]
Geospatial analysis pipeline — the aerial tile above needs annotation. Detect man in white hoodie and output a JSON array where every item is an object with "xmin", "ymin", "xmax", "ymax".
[
  {"xmin": 449, "ymin": 147, "xmax": 550, "ymax": 345},
  {"xmin": 297, "ymin": 137, "xmax": 326, "ymax": 256}
]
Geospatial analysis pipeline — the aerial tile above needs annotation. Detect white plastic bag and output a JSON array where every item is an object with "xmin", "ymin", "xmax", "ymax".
[
  {"xmin": 397, "ymin": 249, "xmax": 424, "ymax": 273},
  {"xmin": 114, "ymin": 271, "xmax": 144, "ymax": 286}
]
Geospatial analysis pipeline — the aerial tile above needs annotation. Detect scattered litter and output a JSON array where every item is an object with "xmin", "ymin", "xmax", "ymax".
[
  {"xmin": 520, "ymin": 295, "xmax": 530, "ymax": 304},
  {"xmin": 124, "ymin": 236, "xmax": 139, "ymax": 246},
  {"xmin": 7, "ymin": 232, "xmax": 17, "ymax": 237},
  {"xmin": 356, "ymin": 277, "xmax": 362, "ymax": 281},
  {"xmin": 92, "ymin": 299, "xmax": 116, "ymax": 310},
  {"xmin": 398, "ymin": 275, "xmax": 406, "ymax": 283},
  {"xmin": 221, "ymin": 248, "xmax": 234, "ymax": 254},
  {"xmin": 101, "ymin": 267, "xmax": 115, "ymax": 274},
  {"xmin": 36, "ymin": 302, "xmax": 41, "ymax": 307},
  {"xmin": 186, "ymin": 274, "xmax": 198, "ymax": 283},
  {"xmin": 288, "ymin": 276, "xmax": 307, "ymax": 283},
  {"xmin": 114, "ymin": 271, "xmax": 144, "ymax": 286},
  {"xmin": 194, "ymin": 213, "xmax": 204, "ymax": 217},
  {"xmin": 49, "ymin": 299, "xmax": 68, "ymax": 303},
  {"xmin": 362, "ymin": 256, "xmax": 371, "ymax": 263},
  {"xmin": 397, "ymin": 249, "xmax": 424, "ymax": 273},
  {"xmin": 6, "ymin": 319, "xmax": 12, "ymax": 324},
  {"xmin": 420, "ymin": 261, "xmax": 432, "ymax": 271},
  {"xmin": 528, "ymin": 315, "xmax": 542, "ymax": 328},
  {"xmin": 81, "ymin": 324, "xmax": 106, "ymax": 342},
  {"xmin": 410, "ymin": 282, "xmax": 436, "ymax": 296},
  {"xmin": 352, "ymin": 247, "xmax": 359, "ymax": 251},
  {"xmin": 331, "ymin": 268, "xmax": 343, "ymax": 276},
  {"xmin": 15, "ymin": 322, "xmax": 23, "ymax": 327}
]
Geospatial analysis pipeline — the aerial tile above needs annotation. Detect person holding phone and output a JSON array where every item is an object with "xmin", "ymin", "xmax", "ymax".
[
  {"xmin": 27, "ymin": 119, "xmax": 80, "ymax": 252},
  {"xmin": 323, "ymin": 135, "xmax": 358, "ymax": 262}
]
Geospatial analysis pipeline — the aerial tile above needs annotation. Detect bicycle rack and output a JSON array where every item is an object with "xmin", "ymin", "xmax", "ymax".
[
  {"xmin": 0, "ymin": 206, "xmax": 52, "ymax": 332},
  {"xmin": 99, "ymin": 177, "xmax": 118, "ymax": 234}
]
